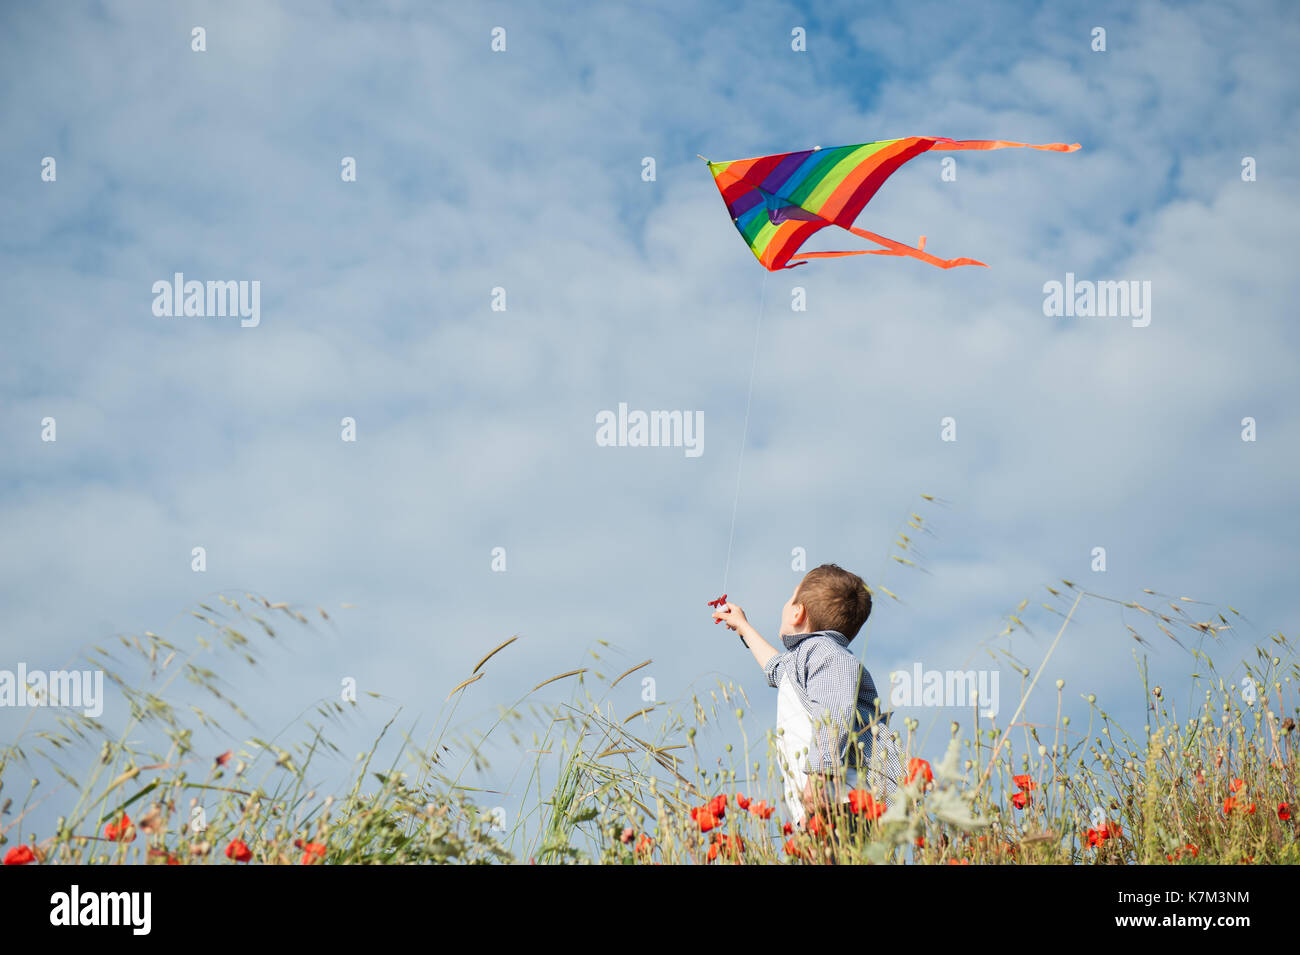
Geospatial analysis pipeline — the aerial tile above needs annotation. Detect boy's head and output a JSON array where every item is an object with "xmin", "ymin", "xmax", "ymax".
[{"xmin": 780, "ymin": 563, "xmax": 872, "ymax": 641}]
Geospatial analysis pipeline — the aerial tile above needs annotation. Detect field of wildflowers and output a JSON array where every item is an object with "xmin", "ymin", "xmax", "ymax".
[{"xmin": 1, "ymin": 579, "xmax": 1295, "ymax": 866}]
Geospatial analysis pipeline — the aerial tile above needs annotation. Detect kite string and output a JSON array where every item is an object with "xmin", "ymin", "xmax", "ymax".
[{"xmin": 721, "ymin": 269, "xmax": 770, "ymax": 596}]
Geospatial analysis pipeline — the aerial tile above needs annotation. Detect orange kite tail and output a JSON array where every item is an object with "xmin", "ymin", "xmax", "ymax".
[
  {"xmin": 787, "ymin": 227, "xmax": 988, "ymax": 270},
  {"xmin": 927, "ymin": 138, "xmax": 1081, "ymax": 153}
]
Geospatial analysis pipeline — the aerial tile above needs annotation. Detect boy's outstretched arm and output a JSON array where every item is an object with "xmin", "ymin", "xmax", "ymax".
[{"xmin": 712, "ymin": 602, "xmax": 779, "ymax": 669}]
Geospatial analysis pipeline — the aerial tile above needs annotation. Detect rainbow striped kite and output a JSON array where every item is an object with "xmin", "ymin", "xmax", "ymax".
[{"xmin": 704, "ymin": 137, "xmax": 1080, "ymax": 271}]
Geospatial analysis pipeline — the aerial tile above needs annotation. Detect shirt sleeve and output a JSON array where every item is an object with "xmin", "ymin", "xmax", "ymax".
[{"xmin": 763, "ymin": 649, "xmax": 789, "ymax": 688}]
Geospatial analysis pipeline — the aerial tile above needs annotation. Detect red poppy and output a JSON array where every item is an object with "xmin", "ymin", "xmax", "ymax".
[
  {"xmin": 224, "ymin": 839, "xmax": 252, "ymax": 863},
  {"xmin": 104, "ymin": 813, "xmax": 135, "ymax": 842},
  {"xmin": 915, "ymin": 836, "xmax": 925, "ymax": 848},
  {"xmin": 299, "ymin": 841, "xmax": 326, "ymax": 865},
  {"xmin": 694, "ymin": 809, "xmax": 717, "ymax": 833},
  {"xmin": 782, "ymin": 822, "xmax": 793, "ymax": 836},
  {"xmin": 215, "ymin": 750, "xmax": 233, "ymax": 767},
  {"xmin": 736, "ymin": 792, "xmax": 751, "ymax": 810},
  {"xmin": 906, "ymin": 758, "xmax": 933, "ymax": 787},
  {"xmin": 1011, "ymin": 774, "xmax": 1037, "ymax": 791},
  {"xmin": 1087, "ymin": 819, "xmax": 1121, "ymax": 847},
  {"xmin": 1229, "ymin": 778, "xmax": 1245, "ymax": 792},
  {"xmin": 806, "ymin": 814, "xmax": 831, "ymax": 837},
  {"xmin": 4, "ymin": 845, "xmax": 35, "ymax": 865},
  {"xmin": 783, "ymin": 838, "xmax": 800, "ymax": 857},
  {"xmin": 947, "ymin": 858, "xmax": 971, "ymax": 865},
  {"xmin": 847, "ymin": 789, "xmax": 885, "ymax": 820},
  {"xmin": 1279, "ymin": 803, "xmax": 1292, "ymax": 821},
  {"xmin": 708, "ymin": 794, "xmax": 728, "ymax": 817},
  {"xmin": 147, "ymin": 848, "xmax": 180, "ymax": 865},
  {"xmin": 707, "ymin": 832, "xmax": 744, "ymax": 862},
  {"xmin": 1167, "ymin": 842, "xmax": 1200, "ymax": 862},
  {"xmin": 1167, "ymin": 845, "xmax": 1203, "ymax": 862},
  {"xmin": 636, "ymin": 834, "xmax": 654, "ymax": 854},
  {"xmin": 749, "ymin": 800, "xmax": 774, "ymax": 820},
  {"xmin": 1010, "ymin": 791, "xmax": 1031, "ymax": 810}
]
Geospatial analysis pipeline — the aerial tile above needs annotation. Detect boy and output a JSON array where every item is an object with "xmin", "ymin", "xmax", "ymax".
[{"xmin": 713, "ymin": 563, "xmax": 901, "ymax": 830}]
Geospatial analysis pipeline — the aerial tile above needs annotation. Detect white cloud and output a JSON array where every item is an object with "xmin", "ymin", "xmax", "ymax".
[{"xmin": 1, "ymin": 0, "xmax": 1297, "ymax": 832}]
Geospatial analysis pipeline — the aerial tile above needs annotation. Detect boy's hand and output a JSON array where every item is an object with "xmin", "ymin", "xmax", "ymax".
[
  {"xmin": 715, "ymin": 600, "xmax": 778, "ymax": 668},
  {"xmin": 801, "ymin": 776, "xmax": 816, "ymax": 816},
  {"xmin": 712, "ymin": 602, "xmax": 749, "ymax": 632},
  {"xmin": 802, "ymin": 772, "xmax": 842, "ymax": 820}
]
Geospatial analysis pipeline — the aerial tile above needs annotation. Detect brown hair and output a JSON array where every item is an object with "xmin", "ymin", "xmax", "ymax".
[{"xmin": 794, "ymin": 563, "xmax": 872, "ymax": 641}]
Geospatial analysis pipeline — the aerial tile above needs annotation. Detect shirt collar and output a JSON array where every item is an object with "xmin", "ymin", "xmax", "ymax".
[{"xmin": 780, "ymin": 629, "xmax": 849, "ymax": 651}]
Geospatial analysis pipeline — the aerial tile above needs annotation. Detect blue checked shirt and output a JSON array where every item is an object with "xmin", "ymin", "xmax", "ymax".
[{"xmin": 764, "ymin": 629, "xmax": 901, "ymax": 816}]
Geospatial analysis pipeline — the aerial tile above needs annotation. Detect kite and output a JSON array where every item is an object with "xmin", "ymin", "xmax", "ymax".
[{"xmin": 702, "ymin": 137, "xmax": 1080, "ymax": 271}]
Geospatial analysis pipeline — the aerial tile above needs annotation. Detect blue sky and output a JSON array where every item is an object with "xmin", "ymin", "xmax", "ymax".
[{"xmin": 2, "ymin": 0, "xmax": 1298, "ymax": 845}]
